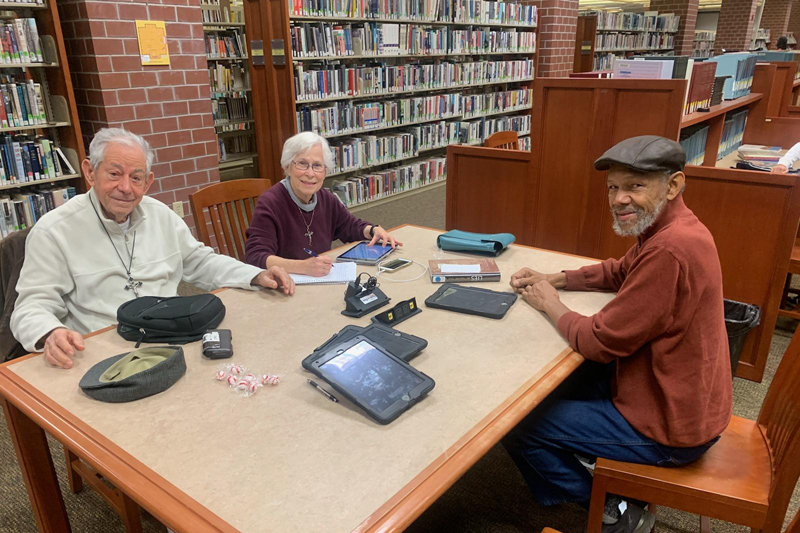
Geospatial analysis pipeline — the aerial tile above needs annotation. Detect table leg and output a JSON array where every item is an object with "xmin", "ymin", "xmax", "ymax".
[{"xmin": 1, "ymin": 397, "xmax": 71, "ymax": 533}]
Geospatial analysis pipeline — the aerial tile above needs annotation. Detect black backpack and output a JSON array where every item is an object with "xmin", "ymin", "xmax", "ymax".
[{"xmin": 117, "ymin": 294, "xmax": 226, "ymax": 346}]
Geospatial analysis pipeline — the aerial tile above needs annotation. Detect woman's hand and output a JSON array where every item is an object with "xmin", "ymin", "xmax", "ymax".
[
  {"xmin": 367, "ymin": 226, "xmax": 402, "ymax": 248},
  {"xmin": 771, "ymin": 164, "xmax": 789, "ymax": 174},
  {"xmin": 304, "ymin": 255, "xmax": 333, "ymax": 276}
]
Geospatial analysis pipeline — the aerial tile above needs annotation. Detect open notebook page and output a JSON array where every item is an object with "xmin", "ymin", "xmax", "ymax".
[{"xmin": 290, "ymin": 261, "xmax": 357, "ymax": 285}]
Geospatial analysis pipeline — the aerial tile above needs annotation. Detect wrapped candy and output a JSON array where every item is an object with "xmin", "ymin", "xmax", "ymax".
[{"xmin": 215, "ymin": 364, "xmax": 279, "ymax": 397}]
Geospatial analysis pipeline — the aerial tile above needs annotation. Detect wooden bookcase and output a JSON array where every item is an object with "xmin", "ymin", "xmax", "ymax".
[
  {"xmin": 574, "ymin": 9, "xmax": 679, "ymax": 73},
  {"xmin": 0, "ymin": 0, "xmax": 86, "ymax": 238},
  {"xmin": 445, "ymin": 76, "xmax": 800, "ymax": 382},
  {"xmin": 245, "ymin": 0, "xmax": 537, "ymax": 211},
  {"xmin": 202, "ymin": 0, "xmax": 259, "ymax": 180}
]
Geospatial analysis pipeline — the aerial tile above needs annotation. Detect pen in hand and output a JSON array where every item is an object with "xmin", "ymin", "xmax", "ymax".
[
  {"xmin": 303, "ymin": 248, "xmax": 319, "ymax": 257},
  {"xmin": 308, "ymin": 379, "xmax": 338, "ymax": 402}
]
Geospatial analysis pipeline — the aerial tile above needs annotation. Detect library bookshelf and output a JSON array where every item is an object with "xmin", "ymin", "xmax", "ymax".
[
  {"xmin": 202, "ymin": 0, "xmax": 259, "ymax": 180},
  {"xmin": 244, "ymin": 0, "xmax": 537, "ymax": 211},
  {"xmin": 0, "ymin": 0, "xmax": 86, "ymax": 240}
]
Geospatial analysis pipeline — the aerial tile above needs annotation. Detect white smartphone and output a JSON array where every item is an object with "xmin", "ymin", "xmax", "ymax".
[{"xmin": 379, "ymin": 258, "xmax": 412, "ymax": 272}]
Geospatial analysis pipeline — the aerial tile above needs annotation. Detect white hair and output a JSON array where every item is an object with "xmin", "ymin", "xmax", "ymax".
[
  {"xmin": 280, "ymin": 132, "xmax": 334, "ymax": 174},
  {"xmin": 88, "ymin": 128, "xmax": 154, "ymax": 174}
]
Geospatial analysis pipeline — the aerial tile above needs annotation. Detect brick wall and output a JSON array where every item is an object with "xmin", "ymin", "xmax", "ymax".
[
  {"xmin": 786, "ymin": 0, "xmax": 800, "ymax": 43},
  {"xmin": 715, "ymin": 0, "xmax": 759, "ymax": 53},
  {"xmin": 58, "ymin": 0, "xmax": 218, "ymax": 234},
  {"xmin": 761, "ymin": 0, "xmax": 793, "ymax": 48},
  {"xmin": 649, "ymin": 0, "xmax": 700, "ymax": 56},
  {"xmin": 528, "ymin": 0, "xmax": 578, "ymax": 77}
]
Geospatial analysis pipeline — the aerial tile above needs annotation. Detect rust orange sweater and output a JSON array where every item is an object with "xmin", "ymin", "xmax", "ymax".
[{"xmin": 557, "ymin": 195, "xmax": 732, "ymax": 447}]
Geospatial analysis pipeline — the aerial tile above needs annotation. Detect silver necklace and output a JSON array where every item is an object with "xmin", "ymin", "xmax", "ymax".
[
  {"xmin": 298, "ymin": 206, "xmax": 315, "ymax": 246},
  {"xmin": 90, "ymin": 197, "xmax": 142, "ymax": 297}
]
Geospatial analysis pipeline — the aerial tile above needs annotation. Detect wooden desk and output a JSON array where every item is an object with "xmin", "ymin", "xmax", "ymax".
[{"xmin": 0, "ymin": 225, "xmax": 613, "ymax": 533}]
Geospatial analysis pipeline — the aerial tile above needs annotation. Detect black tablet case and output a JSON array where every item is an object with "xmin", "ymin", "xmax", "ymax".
[
  {"xmin": 302, "ymin": 323, "xmax": 428, "ymax": 372},
  {"xmin": 424, "ymin": 283, "xmax": 518, "ymax": 319}
]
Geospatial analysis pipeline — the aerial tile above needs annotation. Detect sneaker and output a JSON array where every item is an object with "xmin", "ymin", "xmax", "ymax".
[
  {"xmin": 601, "ymin": 502, "xmax": 655, "ymax": 533},
  {"xmin": 603, "ymin": 495, "xmax": 623, "ymax": 525}
]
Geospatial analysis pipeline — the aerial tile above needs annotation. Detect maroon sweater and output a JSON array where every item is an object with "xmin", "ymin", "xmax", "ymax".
[
  {"xmin": 245, "ymin": 183, "xmax": 369, "ymax": 267},
  {"xmin": 557, "ymin": 195, "xmax": 732, "ymax": 447}
]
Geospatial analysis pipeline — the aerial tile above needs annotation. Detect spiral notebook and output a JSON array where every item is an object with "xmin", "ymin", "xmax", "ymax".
[{"xmin": 290, "ymin": 261, "xmax": 357, "ymax": 285}]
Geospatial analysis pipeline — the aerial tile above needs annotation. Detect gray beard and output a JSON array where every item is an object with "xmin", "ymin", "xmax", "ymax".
[{"xmin": 612, "ymin": 196, "xmax": 667, "ymax": 237}]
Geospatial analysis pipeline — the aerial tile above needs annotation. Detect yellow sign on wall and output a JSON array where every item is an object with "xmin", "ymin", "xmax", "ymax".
[{"xmin": 135, "ymin": 20, "xmax": 170, "ymax": 66}]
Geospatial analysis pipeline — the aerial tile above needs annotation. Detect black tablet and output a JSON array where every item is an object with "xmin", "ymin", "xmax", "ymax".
[
  {"xmin": 424, "ymin": 283, "xmax": 518, "ymax": 319},
  {"xmin": 302, "ymin": 323, "xmax": 428, "ymax": 372},
  {"xmin": 308, "ymin": 336, "xmax": 435, "ymax": 425},
  {"xmin": 336, "ymin": 242, "xmax": 394, "ymax": 265}
]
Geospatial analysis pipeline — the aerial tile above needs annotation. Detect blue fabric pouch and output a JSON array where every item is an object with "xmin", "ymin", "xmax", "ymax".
[{"xmin": 436, "ymin": 230, "xmax": 516, "ymax": 256}]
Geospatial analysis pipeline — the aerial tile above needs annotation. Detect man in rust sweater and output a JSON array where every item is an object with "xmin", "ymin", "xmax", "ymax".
[{"xmin": 503, "ymin": 136, "xmax": 732, "ymax": 533}]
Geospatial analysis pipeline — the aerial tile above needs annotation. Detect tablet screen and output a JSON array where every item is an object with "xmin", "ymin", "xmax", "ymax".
[
  {"xmin": 339, "ymin": 242, "xmax": 392, "ymax": 262},
  {"xmin": 320, "ymin": 340, "xmax": 424, "ymax": 412}
]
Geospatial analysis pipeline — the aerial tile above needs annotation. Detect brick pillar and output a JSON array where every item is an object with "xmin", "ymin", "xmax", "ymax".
[
  {"xmin": 58, "ymin": 0, "xmax": 218, "ymax": 234},
  {"xmin": 787, "ymin": 0, "xmax": 800, "ymax": 43},
  {"xmin": 648, "ymin": 0, "xmax": 700, "ymax": 56},
  {"xmin": 761, "ymin": 0, "xmax": 793, "ymax": 48},
  {"xmin": 529, "ymin": 0, "xmax": 579, "ymax": 77},
  {"xmin": 715, "ymin": 0, "xmax": 759, "ymax": 53}
]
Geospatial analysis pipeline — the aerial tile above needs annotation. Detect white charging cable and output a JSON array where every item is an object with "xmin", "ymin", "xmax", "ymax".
[{"xmin": 376, "ymin": 257, "xmax": 429, "ymax": 282}]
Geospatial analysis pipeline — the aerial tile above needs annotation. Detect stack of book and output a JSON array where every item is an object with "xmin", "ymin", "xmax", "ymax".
[
  {"xmin": 710, "ymin": 75, "xmax": 729, "ymax": 107},
  {"xmin": 429, "ymin": 258, "xmax": 500, "ymax": 283},
  {"xmin": 679, "ymin": 124, "xmax": 709, "ymax": 166},
  {"xmin": 684, "ymin": 61, "xmax": 717, "ymax": 114},
  {"xmin": 0, "ymin": 18, "xmax": 44, "ymax": 65},
  {"xmin": 736, "ymin": 144, "xmax": 783, "ymax": 164},
  {"xmin": 717, "ymin": 109, "xmax": 748, "ymax": 160},
  {"xmin": 708, "ymin": 53, "xmax": 757, "ymax": 100},
  {"xmin": 0, "ymin": 186, "xmax": 77, "ymax": 238},
  {"xmin": 0, "ymin": 135, "xmax": 76, "ymax": 186}
]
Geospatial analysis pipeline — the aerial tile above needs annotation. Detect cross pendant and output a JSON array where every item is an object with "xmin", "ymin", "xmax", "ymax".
[
  {"xmin": 125, "ymin": 277, "xmax": 143, "ymax": 298},
  {"xmin": 305, "ymin": 229, "xmax": 313, "ymax": 246}
]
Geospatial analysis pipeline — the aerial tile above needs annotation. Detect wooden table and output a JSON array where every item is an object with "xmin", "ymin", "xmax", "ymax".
[{"xmin": 0, "ymin": 225, "xmax": 613, "ymax": 533}]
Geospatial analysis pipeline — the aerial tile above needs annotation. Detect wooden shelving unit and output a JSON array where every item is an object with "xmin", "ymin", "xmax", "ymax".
[
  {"xmin": 0, "ymin": 0, "xmax": 86, "ymax": 239},
  {"xmin": 202, "ymin": 0, "xmax": 258, "ymax": 180},
  {"xmin": 245, "ymin": 0, "xmax": 537, "ymax": 209}
]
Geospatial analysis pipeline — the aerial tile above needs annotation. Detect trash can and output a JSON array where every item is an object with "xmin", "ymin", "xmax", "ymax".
[{"xmin": 724, "ymin": 299, "xmax": 762, "ymax": 377}]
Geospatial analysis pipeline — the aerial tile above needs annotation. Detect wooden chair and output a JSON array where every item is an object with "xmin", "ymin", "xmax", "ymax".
[
  {"xmin": 778, "ymin": 238, "xmax": 800, "ymax": 319},
  {"xmin": 484, "ymin": 131, "xmax": 519, "ymax": 150},
  {"xmin": 188, "ymin": 179, "xmax": 271, "ymax": 261},
  {"xmin": 586, "ymin": 325, "xmax": 800, "ymax": 533}
]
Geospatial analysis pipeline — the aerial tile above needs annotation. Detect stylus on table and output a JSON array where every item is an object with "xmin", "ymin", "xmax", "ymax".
[
  {"xmin": 308, "ymin": 379, "xmax": 338, "ymax": 402},
  {"xmin": 303, "ymin": 248, "xmax": 319, "ymax": 257}
]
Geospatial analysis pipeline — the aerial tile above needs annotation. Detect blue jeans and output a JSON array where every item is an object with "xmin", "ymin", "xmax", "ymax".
[{"xmin": 502, "ymin": 362, "xmax": 718, "ymax": 507}]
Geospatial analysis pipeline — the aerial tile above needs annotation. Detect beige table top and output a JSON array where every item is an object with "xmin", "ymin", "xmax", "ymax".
[{"xmin": 5, "ymin": 225, "xmax": 614, "ymax": 533}]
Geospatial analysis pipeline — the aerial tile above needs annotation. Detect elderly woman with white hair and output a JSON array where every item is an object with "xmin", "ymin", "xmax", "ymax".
[{"xmin": 245, "ymin": 132, "xmax": 400, "ymax": 276}]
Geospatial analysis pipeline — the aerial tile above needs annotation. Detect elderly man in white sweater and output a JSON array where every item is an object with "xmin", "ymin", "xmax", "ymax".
[{"xmin": 11, "ymin": 128, "xmax": 295, "ymax": 369}]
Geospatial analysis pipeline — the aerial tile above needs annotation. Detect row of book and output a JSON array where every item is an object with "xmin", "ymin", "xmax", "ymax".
[
  {"xmin": 717, "ymin": 109, "xmax": 747, "ymax": 161},
  {"xmin": 462, "ymin": 87, "xmax": 530, "ymax": 118},
  {"xmin": 0, "ymin": 186, "xmax": 77, "ymax": 239},
  {"xmin": 290, "ymin": 22, "xmax": 535, "ymax": 57},
  {"xmin": 294, "ymin": 58, "xmax": 534, "ymax": 101},
  {"xmin": 202, "ymin": 1, "xmax": 245, "ymax": 24},
  {"xmin": 211, "ymin": 95, "xmax": 251, "ymax": 124},
  {"xmin": 708, "ymin": 53, "xmax": 756, "ymax": 100},
  {"xmin": 593, "ymin": 11, "xmax": 680, "ymax": 33},
  {"xmin": 289, "ymin": 0, "xmax": 536, "ymax": 26},
  {"xmin": 694, "ymin": 30, "xmax": 715, "ymax": 41},
  {"xmin": 208, "ymin": 63, "xmax": 250, "ymax": 92},
  {"xmin": 693, "ymin": 40, "xmax": 714, "ymax": 58},
  {"xmin": 593, "ymin": 53, "xmax": 615, "ymax": 71},
  {"xmin": 331, "ymin": 156, "xmax": 445, "ymax": 207},
  {"xmin": 205, "ymin": 32, "xmax": 247, "ymax": 59},
  {"xmin": 595, "ymin": 32, "xmax": 674, "ymax": 52},
  {"xmin": 679, "ymin": 124, "xmax": 709, "ymax": 166},
  {"xmin": 219, "ymin": 135, "xmax": 254, "ymax": 162},
  {"xmin": 0, "ymin": 136, "xmax": 76, "ymax": 186},
  {"xmin": 0, "ymin": 79, "xmax": 47, "ymax": 128},
  {"xmin": 330, "ymin": 131, "xmax": 418, "ymax": 174},
  {"xmin": 518, "ymin": 135, "xmax": 530, "ymax": 150},
  {"xmin": 296, "ymin": 91, "xmax": 463, "ymax": 135},
  {"xmin": 0, "ymin": 18, "xmax": 44, "ymax": 65},
  {"xmin": 0, "ymin": 0, "xmax": 45, "ymax": 5},
  {"xmin": 460, "ymin": 113, "xmax": 529, "ymax": 144}
]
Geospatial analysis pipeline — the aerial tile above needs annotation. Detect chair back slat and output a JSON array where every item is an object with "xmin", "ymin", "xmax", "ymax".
[
  {"xmin": 757, "ymin": 326, "xmax": 800, "ymax": 533},
  {"xmin": 188, "ymin": 179, "xmax": 271, "ymax": 259},
  {"xmin": 484, "ymin": 131, "xmax": 520, "ymax": 150}
]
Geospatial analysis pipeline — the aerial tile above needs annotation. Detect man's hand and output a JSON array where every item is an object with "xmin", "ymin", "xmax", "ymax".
[
  {"xmin": 303, "ymin": 255, "xmax": 333, "ymax": 276},
  {"xmin": 771, "ymin": 164, "xmax": 789, "ymax": 174},
  {"xmin": 367, "ymin": 226, "xmax": 402, "ymax": 248},
  {"xmin": 43, "ymin": 328, "xmax": 85, "ymax": 369},
  {"xmin": 521, "ymin": 280, "xmax": 572, "ymax": 325},
  {"xmin": 253, "ymin": 265, "xmax": 295, "ymax": 295},
  {"xmin": 510, "ymin": 268, "xmax": 567, "ymax": 291}
]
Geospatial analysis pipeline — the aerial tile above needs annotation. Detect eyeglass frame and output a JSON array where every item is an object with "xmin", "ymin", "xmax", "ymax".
[{"xmin": 292, "ymin": 160, "xmax": 327, "ymax": 174}]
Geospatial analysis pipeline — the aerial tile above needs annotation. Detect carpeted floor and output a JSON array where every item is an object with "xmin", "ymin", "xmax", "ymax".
[{"xmin": 1, "ymin": 185, "xmax": 798, "ymax": 532}]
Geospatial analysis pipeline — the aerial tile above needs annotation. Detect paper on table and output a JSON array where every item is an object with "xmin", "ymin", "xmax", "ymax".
[
  {"xmin": 290, "ymin": 261, "xmax": 357, "ymax": 285},
  {"xmin": 440, "ymin": 264, "xmax": 482, "ymax": 274}
]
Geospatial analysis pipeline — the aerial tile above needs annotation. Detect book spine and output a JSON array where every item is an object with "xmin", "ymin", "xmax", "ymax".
[{"xmin": 430, "ymin": 274, "xmax": 501, "ymax": 283}]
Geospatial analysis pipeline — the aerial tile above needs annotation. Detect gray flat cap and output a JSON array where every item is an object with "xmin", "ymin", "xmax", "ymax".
[
  {"xmin": 79, "ymin": 346, "xmax": 186, "ymax": 403},
  {"xmin": 594, "ymin": 135, "xmax": 686, "ymax": 173}
]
